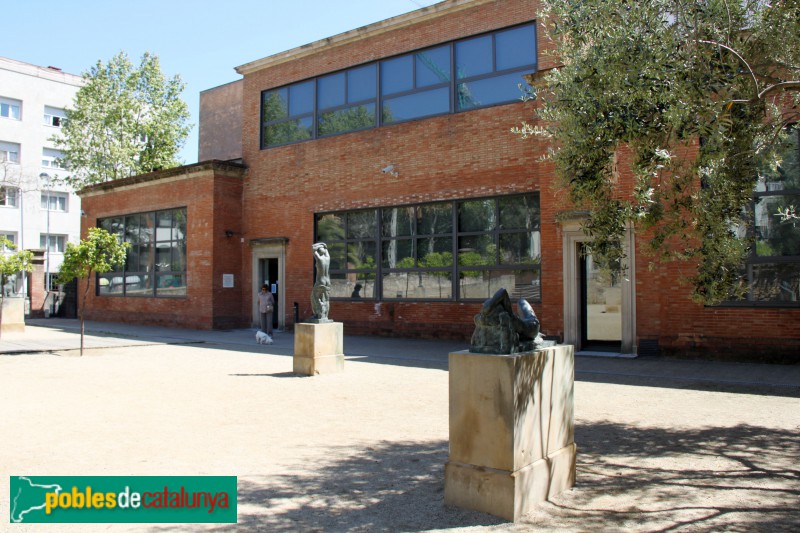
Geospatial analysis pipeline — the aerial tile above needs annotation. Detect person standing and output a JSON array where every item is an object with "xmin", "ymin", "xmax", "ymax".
[{"xmin": 258, "ymin": 284, "xmax": 275, "ymax": 335}]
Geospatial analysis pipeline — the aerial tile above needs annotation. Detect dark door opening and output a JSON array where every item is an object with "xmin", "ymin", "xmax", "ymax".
[
  {"xmin": 579, "ymin": 244, "xmax": 622, "ymax": 352},
  {"xmin": 259, "ymin": 258, "xmax": 280, "ymax": 331}
]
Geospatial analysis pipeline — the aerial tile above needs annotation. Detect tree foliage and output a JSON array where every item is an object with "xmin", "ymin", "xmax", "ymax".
[
  {"xmin": 517, "ymin": 0, "xmax": 800, "ymax": 304},
  {"xmin": 54, "ymin": 51, "xmax": 191, "ymax": 189},
  {"xmin": 0, "ymin": 237, "xmax": 33, "ymax": 291},
  {"xmin": 57, "ymin": 228, "xmax": 130, "ymax": 354}
]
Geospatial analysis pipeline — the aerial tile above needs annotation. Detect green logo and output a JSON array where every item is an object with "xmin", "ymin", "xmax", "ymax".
[{"xmin": 10, "ymin": 476, "xmax": 237, "ymax": 523}]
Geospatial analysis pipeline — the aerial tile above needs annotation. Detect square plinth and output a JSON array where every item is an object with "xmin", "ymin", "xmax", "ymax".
[
  {"xmin": 1, "ymin": 297, "xmax": 26, "ymax": 334},
  {"xmin": 445, "ymin": 345, "xmax": 577, "ymax": 521},
  {"xmin": 293, "ymin": 322, "xmax": 344, "ymax": 375}
]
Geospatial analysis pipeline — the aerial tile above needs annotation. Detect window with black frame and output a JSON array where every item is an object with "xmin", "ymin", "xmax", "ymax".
[
  {"xmin": 314, "ymin": 193, "xmax": 541, "ymax": 302},
  {"xmin": 262, "ymin": 81, "xmax": 314, "ymax": 147},
  {"xmin": 261, "ymin": 22, "xmax": 537, "ymax": 148},
  {"xmin": 454, "ymin": 23, "xmax": 537, "ymax": 110},
  {"xmin": 381, "ymin": 44, "xmax": 452, "ymax": 124},
  {"xmin": 97, "ymin": 208, "xmax": 187, "ymax": 297},
  {"xmin": 457, "ymin": 194, "xmax": 541, "ymax": 300},
  {"xmin": 739, "ymin": 126, "xmax": 800, "ymax": 305},
  {"xmin": 382, "ymin": 202, "xmax": 454, "ymax": 299},
  {"xmin": 316, "ymin": 210, "xmax": 379, "ymax": 299},
  {"xmin": 318, "ymin": 64, "xmax": 377, "ymax": 137}
]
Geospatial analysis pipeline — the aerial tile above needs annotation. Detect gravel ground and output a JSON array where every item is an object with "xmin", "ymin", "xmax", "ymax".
[{"xmin": 1, "ymin": 342, "xmax": 798, "ymax": 532}]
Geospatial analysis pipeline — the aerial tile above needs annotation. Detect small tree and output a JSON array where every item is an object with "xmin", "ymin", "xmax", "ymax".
[
  {"xmin": 0, "ymin": 237, "xmax": 33, "ymax": 339},
  {"xmin": 56, "ymin": 228, "xmax": 129, "ymax": 355},
  {"xmin": 0, "ymin": 236, "xmax": 33, "ymax": 293}
]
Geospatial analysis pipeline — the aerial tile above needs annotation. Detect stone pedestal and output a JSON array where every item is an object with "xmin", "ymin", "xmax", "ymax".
[
  {"xmin": 293, "ymin": 322, "xmax": 344, "ymax": 375},
  {"xmin": 445, "ymin": 345, "xmax": 576, "ymax": 521},
  {"xmin": 1, "ymin": 297, "xmax": 26, "ymax": 333}
]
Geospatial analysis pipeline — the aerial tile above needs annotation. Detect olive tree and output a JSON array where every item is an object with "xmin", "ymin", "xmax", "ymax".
[{"xmin": 516, "ymin": 0, "xmax": 800, "ymax": 304}]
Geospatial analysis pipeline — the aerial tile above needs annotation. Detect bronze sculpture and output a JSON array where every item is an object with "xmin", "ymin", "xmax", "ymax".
[
  {"xmin": 310, "ymin": 242, "xmax": 332, "ymax": 323},
  {"xmin": 469, "ymin": 287, "xmax": 544, "ymax": 354}
]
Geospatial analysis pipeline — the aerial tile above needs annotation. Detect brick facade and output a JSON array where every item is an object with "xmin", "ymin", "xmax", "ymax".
[
  {"xmin": 79, "ymin": 161, "xmax": 246, "ymax": 329},
  {"xmin": 76, "ymin": 0, "xmax": 798, "ymax": 360}
]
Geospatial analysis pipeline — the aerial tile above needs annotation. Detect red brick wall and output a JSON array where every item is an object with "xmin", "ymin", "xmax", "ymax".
[
  {"xmin": 237, "ymin": 0, "xmax": 798, "ymax": 358},
  {"xmin": 635, "ymin": 249, "xmax": 800, "ymax": 360},
  {"xmin": 239, "ymin": 0, "xmax": 553, "ymax": 339},
  {"xmin": 78, "ymin": 162, "xmax": 246, "ymax": 330},
  {"xmin": 199, "ymin": 81, "xmax": 243, "ymax": 161}
]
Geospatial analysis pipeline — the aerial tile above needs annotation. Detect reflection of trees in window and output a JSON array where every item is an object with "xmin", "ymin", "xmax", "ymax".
[
  {"xmin": 97, "ymin": 208, "xmax": 186, "ymax": 297},
  {"xmin": 315, "ymin": 194, "xmax": 540, "ymax": 301},
  {"xmin": 737, "ymin": 126, "xmax": 800, "ymax": 305},
  {"xmin": 262, "ymin": 86, "xmax": 313, "ymax": 147},
  {"xmin": 260, "ymin": 23, "xmax": 536, "ymax": 147},
  {"xmin": 318, "ymin": 105, "xmax": 375, "ymax": 137},
  {"xmin": 316, "ymin": 209, "xmax": 379, "ymax": 297}
]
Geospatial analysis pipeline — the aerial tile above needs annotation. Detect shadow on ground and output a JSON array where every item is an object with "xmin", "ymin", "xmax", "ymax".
[
  {"xmin": 576, "ymin": 370, "xmax": 800, "ymax": 398},
  {"xmin": 139, "ymin": 423, "xmax": 800, "ymax": 532},
  {"xmin": 211, "ymin": 440, "xmax": 501, "ymax": 532},
  {"xmin": 535, "ymin": 422, "xmax": 800, "ymax": 532}
]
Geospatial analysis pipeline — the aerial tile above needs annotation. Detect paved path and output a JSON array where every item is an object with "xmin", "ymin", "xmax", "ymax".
[
  {"xmin": 1, "ymin": 319, "xmax": 798, "ymax": 532},
  {"xmin": 5, "ymin": 318, "xmax": 799, "ymax": 390}
]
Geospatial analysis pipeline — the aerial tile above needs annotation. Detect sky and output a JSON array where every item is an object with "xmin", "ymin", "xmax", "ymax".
[{"xmin": 2, "ymin": 0, "xmax": 440, "ymax": 164}]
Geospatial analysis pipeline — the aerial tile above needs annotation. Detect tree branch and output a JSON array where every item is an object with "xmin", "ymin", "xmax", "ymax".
[{"xmin": 698, "ymin": 39, "xmax": 759, "ymax": 95}]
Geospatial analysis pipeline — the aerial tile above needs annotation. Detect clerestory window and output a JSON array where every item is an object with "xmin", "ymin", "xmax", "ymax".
[{"xmin": 262, "ymin": 22, "xmax": 537, "ymax": 148}]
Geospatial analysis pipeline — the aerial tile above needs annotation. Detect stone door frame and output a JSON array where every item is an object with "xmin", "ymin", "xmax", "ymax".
[
  {"xmin": 561, "ymin": 220, "xmax": 637, "ymax": 354},
  {"xmin": 250, "ymin": 240, "xmax": 287, "ymax": 330}
]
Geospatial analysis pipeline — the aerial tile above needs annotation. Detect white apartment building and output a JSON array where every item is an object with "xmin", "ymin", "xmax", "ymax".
[{"xmin": 0, "ymin": 57, "xmax": 83, "ymax": 295}]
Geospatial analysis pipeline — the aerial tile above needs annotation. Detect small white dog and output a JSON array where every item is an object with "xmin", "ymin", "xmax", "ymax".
[{"xmin": 255, "ymin": 331, "xmax": 273, "ymax": 345}]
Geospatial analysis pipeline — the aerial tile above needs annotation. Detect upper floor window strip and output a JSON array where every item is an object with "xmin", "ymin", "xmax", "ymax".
[{"xmin": 261, "ymin": 21, "xmax": 537, "ymax": 148}]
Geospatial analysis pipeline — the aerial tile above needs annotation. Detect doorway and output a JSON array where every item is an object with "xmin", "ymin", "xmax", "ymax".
[
  {"xmin": 259, "ymin": 258, "xmax": 280, "ymax": 332},
  {"xmin": 561, "ymin": 221, "xmax": 636, "ymax": 354},
  {"xmin": 579, "ymin": 244, "xmax": 622, "ymax": 352}
]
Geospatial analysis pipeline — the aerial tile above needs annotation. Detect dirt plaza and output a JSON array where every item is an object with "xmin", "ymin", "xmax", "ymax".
[{"xmin": 1, "ymin": 321, "xmax": 799, "ymax": 532}]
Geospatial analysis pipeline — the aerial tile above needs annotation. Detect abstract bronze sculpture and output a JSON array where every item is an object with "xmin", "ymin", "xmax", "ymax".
[{"xmin": 469, "ymin": 287, "xmax": 544, "ymax": 354}]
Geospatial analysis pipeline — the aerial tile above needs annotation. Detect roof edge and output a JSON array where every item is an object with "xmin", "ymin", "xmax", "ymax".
[
  {"xmin": 234, "ymin": 0, "xmax": 493, "ymax": 76},
  {"xmin": 77, "ymin": 160, "xmax": 248, "ymax": 197}
]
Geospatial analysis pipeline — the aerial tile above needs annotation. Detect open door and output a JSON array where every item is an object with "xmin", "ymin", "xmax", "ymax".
[
  {"xmin": 579, "ymin": 244, "xmax": 622, "ymax": 352},
  {"xmin": 259, "ymin": 258, "xmax": 280, "ymax": 332}
]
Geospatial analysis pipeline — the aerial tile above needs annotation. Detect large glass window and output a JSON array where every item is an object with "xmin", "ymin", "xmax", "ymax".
[
  {"xmin": 737, "ymin": 126, "xmax": 800, "ymax": 305},
  {"xmin": 315, "ymin": 193, "xmax": 540, "ymax": 301},
  {"xmin": 97, "ymin": 208, "xmax": 187, "ymax": 297},
  {"xmin": 316, "ymin": 210, "xmax": 379, "ymax": 299},
  {"xmin": 262, "ymin": 22, "xmax": 536, "ymax": 147}
]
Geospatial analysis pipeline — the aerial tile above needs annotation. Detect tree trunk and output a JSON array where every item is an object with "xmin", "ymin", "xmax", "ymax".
[{"xmin": 80, "ymin": 272, "xmax": 92, "ymax": 356}]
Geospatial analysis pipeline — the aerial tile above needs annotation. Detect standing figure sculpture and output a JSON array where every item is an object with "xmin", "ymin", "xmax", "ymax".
[{"xmin": 310, "ymin": 242, "xmax": 332, "ymax": 322}]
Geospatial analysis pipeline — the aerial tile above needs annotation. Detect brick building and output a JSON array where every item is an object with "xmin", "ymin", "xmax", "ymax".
[{"xmin": 78, "ymin": 0, "xmax": 799, "ymax": 360}]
